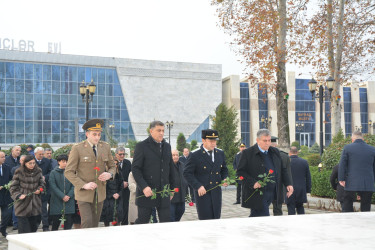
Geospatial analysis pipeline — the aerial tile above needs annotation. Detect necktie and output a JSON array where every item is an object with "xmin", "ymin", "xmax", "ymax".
[
  {"xmin": 0, "ymin": 165, "xmax": 2, "ymax": 176},
  {"xmin": 120, "ymin": 162, "xmax": 123, "ymax": 169},
  {"xmin": 208, "ymin": 151, "xmax": 213, "ymax": 162},
  {"xmin": 93, "ymin": 145, "xmax": 97, "ymax": 157},
  {"xmin": 264, "ymin": 151, "xmax": 268, "ymax": 155}
]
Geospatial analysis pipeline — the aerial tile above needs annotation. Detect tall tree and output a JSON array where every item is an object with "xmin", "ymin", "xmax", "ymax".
[
  {"xmin": 212, "ymin": 0, "xmax": 308, "ymax": 150},
  {"xmin": 211, "ymin": 103, "xmax": 241, "ymax": 163},
  {"xmin": 293, "ymin": 0, "xmax": 375, "ymax": 136}
]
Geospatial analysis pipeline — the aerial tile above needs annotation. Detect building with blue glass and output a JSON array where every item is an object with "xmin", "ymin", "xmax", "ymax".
[
  {"xmin": 223, "ymin": 72, "xmax": 375, "ymax": 148},
  {"xmin": 0, "ymin": 50, "xmax": 221, "ymax": 148}
]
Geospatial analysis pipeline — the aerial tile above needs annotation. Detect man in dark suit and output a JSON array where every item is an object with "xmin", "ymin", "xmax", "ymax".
[
  {"xmin": 179, "ymin": 148, "xmax": 195, "ymax": 203},
  {"xmin": 0, "ymin": 152, "xmax": 13, "ymax": 237},
  {"xmin": 233, "ymin": 143, "xmax": 246, "ymax": 205},
  {"xmin": 131, "ymin": 121, "xmax": 177, "ymax": 224},
  {"xmin": 270, "ymin": 137, "xmax": 292, "ymax": 216},
  {"xmin": 339, "ymin": 131, "xmax": 375, "ymax": 212},
  {"xmin": 237, "ymin": 129, "xmax": 293, "ymax": 217},
  {"xmin": 183, "ymin": 129, "xmax": 229, "ymax": 220},
  {"xmin": 286, "ymin": 147, "xmax": 311, "ymax": 215},
  {"xmin": 34, "ymin": 147, "xmax": 53, "ymax": 231},
  {"xmin": 4, "ymin": 145, "xmax": 21, "ymax": 170},
  {"xmin": 115, "ymin": 147, "xmax": 132, "ymax": 225}
]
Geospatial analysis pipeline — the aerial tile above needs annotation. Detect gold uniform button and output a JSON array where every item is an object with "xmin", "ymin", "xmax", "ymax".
[
  {"xmin": 210, "ymin": 182, "xmax": 212, "ymax": 184},
  {"xmin": 216, "ymin": 172, "xmax": 218, "ymax": 174},
  {"xmin": 204, "ymin": 166, "xmax": 207, "ymax": 169},
  {"xmin": 216, "ymin": 182, "xmax": 218, "ymax": 184}
]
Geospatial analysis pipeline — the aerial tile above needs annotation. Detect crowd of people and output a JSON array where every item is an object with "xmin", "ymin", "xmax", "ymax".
[{"xmin": 0, "ymin": 120, "xmax": 373, "ymax": 237}]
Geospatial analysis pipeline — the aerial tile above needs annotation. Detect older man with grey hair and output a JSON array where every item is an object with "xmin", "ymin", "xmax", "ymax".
[
  {"xmin": 4, "ymin": 145, "xmax": 21, "ymax": 170},
  {"xmin": 115, "ymin": 146, "xmax": 132, "ymax": 225},
  {"xmin": 34, "ymin": 147, "xmax": 53, "ymax": 231},
  {"xmin": 339, "ymin": 131, "xmax": 375, "ymax": 212},
  {"xmin": 237, "ymin": 129, "xmax": 293, "ymax": 217}
]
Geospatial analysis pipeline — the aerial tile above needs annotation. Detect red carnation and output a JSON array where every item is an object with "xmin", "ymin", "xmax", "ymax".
[
  {"xmin": 40, "ymin": 188, "xmax": 44, "ymax": 192},
  {"xmin": 94, "ymin": 167, "xmax": 100, "ymax": 171},
  {"xmin": 269, "ymin": 169, "xmax": 274, "ymax": 174},
  {"xmin": 239, "ymin": 176, "xmax": 244, "ymax": 180},
  {"xmin": 189, "ymin": 202, "xmax": 194, "ymax": 206},
  {"xmin": 61, "ymin": 224, "xmax": 64, "ymax": 228},
  {"xmin": 112, "ymin": 221, "xmax": 117, "ymax": 226},
  {"xmin": 174, "ymin": 188, "xmax": 179, "ymax": 193}
]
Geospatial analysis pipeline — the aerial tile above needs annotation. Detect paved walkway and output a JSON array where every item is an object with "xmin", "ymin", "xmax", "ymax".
[{"xmin": 1, "ymin": 187, "xmax": 373, "ymax": 249}]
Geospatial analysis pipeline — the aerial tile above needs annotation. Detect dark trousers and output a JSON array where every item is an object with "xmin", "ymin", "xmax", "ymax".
[
  {"xmin": 120, "ymin": 189, "xmax": 130, "ymax": 225},
  {"xmin": 135, "ymin": 205, "xmax": 170, "ymax": 224},
  {"xmin": 170, "ymin": 202, "xmax": 185, "ymax": 222},
  {"xmin": 0, "ymin": 205, "xmax": 12, "ymax": 234},
  {"xmin": 41, "ymin": 200, "xmax": 49, "ymax": 230},
  {"xmin": 236, "ymin": 182, "xmax": 242, "ymax": 203},
  {"xmin": 18, "ymin": 215, "xmax": 41, "ymax": 234},
  {"xmin": 250, "ymin": 190, "xmax": 274, "ymax": 217},
  {"xmin": 188, "ymin": 185, "xmax": 195, "ymax": 202},
  {"xmin": 50, "ymin": 214, "xmax": 73, "ymax": 231},
  {"xmin": 287, "ymin": 201, "xmax": 305, "ymax": 215},
  {"xmin": 272, "ymin": 200, "xmax": 283, "ymax": 216},
  {"xmin": 12, "ymin": 207, "xmax": 18, "ymax": 227},
  {"xmin": 343, "ymin": 191, "xmax": 373, "ymax": 212}
]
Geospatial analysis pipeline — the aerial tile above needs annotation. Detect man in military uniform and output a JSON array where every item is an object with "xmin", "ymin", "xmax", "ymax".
[
  {"xmin": 233, "ymin": 143, "xmax": 246, "ymax": 205},
  {"xmin": 270, "ymin": 136, "xmax": 292, "ymax": 216},
  {"xmin": 183, "ymin": 129, "xmax": 228, "ymax": 220},
  {"xmin": 65, "ymin": 119, "xmax": 116, "ymax": 228}
]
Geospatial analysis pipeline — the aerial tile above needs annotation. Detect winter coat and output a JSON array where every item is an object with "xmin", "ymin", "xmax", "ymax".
[
  {"xmin": 171, "ymin": 161, "xmax": 188, "ymax": 203},
  {"xmin": 286, "ymin": 155, "xmax": 311, "ymax": 204},
  {"xmin": 49, "ymin": 168, "xmax": 75, "ymax": 215},
  {"xmin": 128, "ymin": 172, "xmax": 138, "ymax": 224},
  {"xmin": 10, "ymin": 166, "xmax": 45, "ymax": 217},
  {"xmin": 100, "ymin": 172, "xmax": 122, "ymax": 223},
  {"xmin": 0, "ymin": 163, "xmax": 13, "ymax": 206}
]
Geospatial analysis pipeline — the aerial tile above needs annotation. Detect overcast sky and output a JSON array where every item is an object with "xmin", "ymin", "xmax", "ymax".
[{"xmin": 0, "ymin": 0, "xmax": 315, "ymax": 79}]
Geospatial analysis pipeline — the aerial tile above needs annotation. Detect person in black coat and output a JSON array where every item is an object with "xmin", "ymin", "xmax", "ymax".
[
  {"xmin": 34, "ymin": 147, "xmax": 53, "ymax": 231},
  {"xmin": 115, "ymin": 147, "xmax": 132, "ymax": 225},
  {"xmin": 131, "ymin": 121, "xmax": 177, "ymax": 224},
  {"xmin": 237, "ymin": 129, "xmax": 293, "ymax": 217},
  {"xmin": 100, "ymin": 162, "xmax": 122, "ymax": 226},
  {"xmin": 330, "ymin": 164, "xmax": 356, "ymax": 210},
  {"xmin": 338, "ymin": 131, "xmax": 375, "ymax": 212},
  {"xmin": 183, "ymin": 129, "xmax": 229, "ymax": 220},
  {"xmin": 4, "ymin": 146, "xmax": 21, "ymax": 170},
  {"xmin": 0, "ymin": 152, "xmax": 13, "ymax": 237},
  {"xmin": 285, "ymin": 147, "xmax": 311, "ymax": 215},
  {"xmin": 179, "ymin": 148, "xmax": 195, "ymax": 203},
  {"xmin": 233, "ymin": 143, "xmax": 246, "ymax": 205},
  {"xmin": 170, "ymin": 149, "xmax": 188, "ymax": 221}
]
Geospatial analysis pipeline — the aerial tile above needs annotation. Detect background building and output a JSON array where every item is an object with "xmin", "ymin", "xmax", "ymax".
[
  {"xmin": 0, "ymin": 50, "xmax": 221, "ymax": 148},
  {"xmin": 223, "ymin": 72, "xmax": 375, "ymax": 147}
]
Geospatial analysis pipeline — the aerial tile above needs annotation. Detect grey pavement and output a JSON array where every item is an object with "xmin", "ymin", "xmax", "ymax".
[{"xmin": 1, "ymin": 187, "xmax": 373, "ymax": 249}]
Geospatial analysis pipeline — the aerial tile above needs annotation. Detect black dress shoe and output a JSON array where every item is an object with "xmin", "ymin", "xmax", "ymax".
[
  {"xmin": 43, "ymin": 228, "xmax": 50, "ymax": 232},
  {"xmin": 13, "ymin": 226, "xmax": 18, "ymax": 231},
  {"xmin": 1, "ymin": 232, "xmax": 8, "ymax": 237},
  {"xmin": 233, "ymin": 201, "xmax": 240, "ymax": 205}
]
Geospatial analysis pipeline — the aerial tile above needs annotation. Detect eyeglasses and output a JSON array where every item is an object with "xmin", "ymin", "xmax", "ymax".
[{"xmin": 117, "ymin": 153, "xmax": 125, "ymax": 156}]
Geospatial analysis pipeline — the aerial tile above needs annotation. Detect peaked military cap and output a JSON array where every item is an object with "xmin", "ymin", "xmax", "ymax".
[
  {"xmin": 82, "ymin": 119, "xmax": 104, "ymax": 131},
  {"xmin": 240, "ymin": 143, "xmax": 246, "ymax": 147},
  {"xmin": 271, "ymin": 136, "xmax": 278, "ymax": 143},
  {"xmin": 202, "ymin": 129, "xmax": 219, "ymax": 139}
]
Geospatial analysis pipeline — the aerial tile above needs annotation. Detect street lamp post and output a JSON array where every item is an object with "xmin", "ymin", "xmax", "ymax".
[
  {"xmin": 308, "ymin": 77, "xmax": 334, "ymax": 157},
  {"xmin": 165, "ymin": 121, "xmax": 174, "ymax": 143},
  {"xmin": 261, "ymin": 115, "xmax": 272, "ymax": 129},
  {"xmin": 79, "ymin": 80, "xmax": 97, "ymax": 122}
]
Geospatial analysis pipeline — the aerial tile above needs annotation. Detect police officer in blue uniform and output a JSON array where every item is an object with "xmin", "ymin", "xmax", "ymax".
[{"xmin": 183, "ymin": 129, "xmax": 228, "ymax": 220}]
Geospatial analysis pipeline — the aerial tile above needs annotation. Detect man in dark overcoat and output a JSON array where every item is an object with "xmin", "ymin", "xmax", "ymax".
[
  {"xmin": 286, "ymin": 147, "xmax": 311, "ymax": 215},
  {"xmin": 115, "ymin": 147, "xmax": 132, "ymax": 225},
  {"xmin": 34, "ymin": 147, "xmax": 53, "ymax": 231},
  {"xmin": 4, "ymin": 145, "xmax": 21, "ymax": 170},
  {"xmin": 179, "ymin": 148, "xmax": 194, "ymax": 202},
  {"xmin": 131, "ymin": 121, "xmax": 177, "ymax": 224},
  {"xmin": 183, "ymin": 129, "xmax": 228, "ymax": 220},
  {"xmin": 232, "ymin": 143, "xmax": 246, "ymax": 205},
  {"xmin": 237, "ymin": 129, "xmax": 293, "ymax": 217},
  {"xmin": 0, "ymin": 152, "xmax": 13, "ymax": 237},
  {"xmin": 339, "ymin": 131, "xmax": 375, "ymax": 212}
]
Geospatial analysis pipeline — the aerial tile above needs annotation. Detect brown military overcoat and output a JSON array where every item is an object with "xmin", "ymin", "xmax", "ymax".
[{"xmin": 65, "ymin": 140, "xmax": 116, "ymax": 203}]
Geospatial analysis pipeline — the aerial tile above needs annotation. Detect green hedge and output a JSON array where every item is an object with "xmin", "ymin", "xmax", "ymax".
[
  {"xmin": 52, "ymin": 144, "xmax": 73, "ymax": 159},
  {"xmin": 310, "ymin": 166, "xmax": 336, "ymax": 199},
  {"xmin": 227, "ymin": 164, "xmax": 236, "ymax": 180}
]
